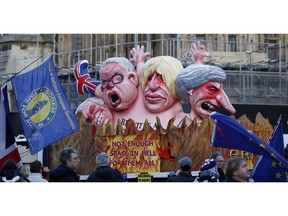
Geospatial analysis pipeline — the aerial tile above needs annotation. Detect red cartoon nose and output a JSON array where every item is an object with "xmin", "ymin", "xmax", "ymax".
[{"xmin": 216, "ymin": 89, "xmax": 236, "ymax": 114}]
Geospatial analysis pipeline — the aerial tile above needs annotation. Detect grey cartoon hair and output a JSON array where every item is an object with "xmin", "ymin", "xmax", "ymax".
[
  {"xmin": 100, "ymin": 57, "xmax": 136, "ymax": 74},
  {"xmin": 176, "ymin": 64, "xmax": 226, "ymax": 103}
]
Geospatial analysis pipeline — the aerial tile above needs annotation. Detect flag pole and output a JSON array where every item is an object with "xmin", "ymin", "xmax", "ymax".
[
  {"xmin": 2, "ymin": 50, "xmax": 52, "ymax": 86},
  {"xmin": 267, "ymin": 114, "xmax": 282, "ymax": 143}
]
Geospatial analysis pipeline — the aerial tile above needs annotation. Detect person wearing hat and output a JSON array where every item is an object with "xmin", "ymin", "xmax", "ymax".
[
  {"xmin": 166, "ymin": 156, "xmax": 195, "ymax": 182},
  {"xmin": 175, "ymin": 42, "xmax": 236, "ymax": 126},
  {"xmin": 195, "ymin": 158, "xmax": 220, "ymax": 182}
]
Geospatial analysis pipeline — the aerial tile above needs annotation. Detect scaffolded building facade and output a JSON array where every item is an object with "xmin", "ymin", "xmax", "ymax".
[{"xmin": 1, "ymin": 34, "xmax": 288, "ymax": 111}]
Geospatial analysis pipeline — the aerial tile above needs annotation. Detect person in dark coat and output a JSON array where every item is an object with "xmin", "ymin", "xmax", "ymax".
[
  {"xmin": 49, "ymin": 147, "xmax": 80, "ymax": 182},
  {"xmin": 195, "ymin": 158, "xmax": 219, "ymax": 182},
  {"xmin": 0, "ymin": 159, "xmax": 28, "ymax": 182},
  {"xmin": 166, "ymin": 156, "xmax": 195, "ymax": 182},
  {"xmin": 87, "ymin": 152, "xmax": 124, "ymax": 182}
]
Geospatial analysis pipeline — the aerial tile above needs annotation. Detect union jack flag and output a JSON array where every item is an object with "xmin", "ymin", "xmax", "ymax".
[
  {"xmin": 0, "ymin": 84, "xmax": 22, "ymax": 168},
  {"xmin": 73, "ymin": 60, "xmax": 100, "ymax": 95}
]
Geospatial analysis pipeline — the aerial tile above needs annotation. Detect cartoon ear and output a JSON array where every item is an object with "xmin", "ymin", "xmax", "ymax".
[
  {"xmin": 187, "ymin": 89, "xmax": 194, "ymax": 96},
  {"xmin": 127, "ymin": 72, "xmax": 139, "ymax": 87}
]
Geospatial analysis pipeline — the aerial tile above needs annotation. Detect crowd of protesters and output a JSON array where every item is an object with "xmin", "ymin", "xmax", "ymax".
[{"xmin": 0, "ymin": 146, "xmax": 254, "ymax": 183}]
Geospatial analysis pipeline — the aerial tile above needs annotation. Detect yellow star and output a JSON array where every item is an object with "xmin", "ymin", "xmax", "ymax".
[
  {"xmin": 275, "ymin": 172, "xmax": 282, "ymax": 179},
  {"xmin": 258, "ymin": 143, "xmax": 265, "ymax": 149},
  {"xmin": 271, "ymin": 161, "xmax": 277, "ymax": 167},
  {"xmin": 270, "ymin": 153, "xmax": 276, "ymax": 158}
]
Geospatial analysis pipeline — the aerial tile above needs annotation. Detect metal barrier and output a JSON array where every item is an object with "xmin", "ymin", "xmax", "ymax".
[
  {"xmin": 5, "ymin": 36, "xmax": 287, "ymax": 108},
  {"xmin": 53, "ymin": 37, "xmax": 288, "ymax": 109}
]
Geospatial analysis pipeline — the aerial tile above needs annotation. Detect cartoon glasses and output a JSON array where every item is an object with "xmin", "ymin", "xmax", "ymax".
[{"xmin": 101, "ymin": 73, "xmax": 124, "ymax": 91}]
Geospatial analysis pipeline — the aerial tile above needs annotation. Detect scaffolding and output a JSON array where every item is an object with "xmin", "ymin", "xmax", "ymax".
[
  {"xmin": 53, "ymin": 37, "xmax": 288, "ymax": 110},
  {"xmin": 1, "ymin": 35, "xmax": 288, "ymax": 110}
]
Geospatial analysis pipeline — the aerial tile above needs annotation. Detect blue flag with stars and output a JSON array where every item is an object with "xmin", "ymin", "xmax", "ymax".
[
  {"xmin": 11, "ymin": 56, "xmax": 79, "ymax": 154},
  {"xmin": 210, "ymin": 112, "xmax": 288, "ymax": 171},
  {"xmin": 251, "ymin": 116, "xmax": 287, "ymax": 182}
]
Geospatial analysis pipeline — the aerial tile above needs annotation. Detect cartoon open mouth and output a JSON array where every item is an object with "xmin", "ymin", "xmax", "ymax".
[
  {"xmin": 111, "ymin": 94, "xmax": 119, "ymax": 103},
  {"xmin": 202, "ymin": 102, "xmax": 216, "ymax": 112},
  {"xmin": 109, "ymin": 92, "xmax": 121, "ymax": 107},
  {"xmin": 95, "ymin": 111, "xmax": 104, "ymax": 126}
]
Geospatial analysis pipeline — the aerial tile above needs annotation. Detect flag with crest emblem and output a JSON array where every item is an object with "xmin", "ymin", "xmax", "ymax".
[{"xmin": 11, "ymin": 56, "xmax": 79, "ymax": 154}]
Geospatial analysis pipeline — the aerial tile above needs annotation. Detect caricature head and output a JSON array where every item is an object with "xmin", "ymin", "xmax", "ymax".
[
  {"xmin": 176, "ymin": 64, "xmax": 236, "ymax": 120},
  {"xmin": 99, "ymin": 57, "xmax": 138, "ymax": 111},
  {"xmin": 75, "ymin": 97, "xmax": 113, "ymax": 127},
  {"xmin": 140, "ymin": 56, "xmax": 183, "ymax": 113}
]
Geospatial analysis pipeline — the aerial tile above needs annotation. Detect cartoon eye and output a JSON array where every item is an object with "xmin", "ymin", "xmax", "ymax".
[
  {"xmin": 207, "ymin": 86, "xmax": 218, "ymax": 94},
  {"xmin": 147, "ymin": 73, "xmax": 153, "ymax": 81},
  {"xmin": 112, "ymin": 73, "xmax": 124, "ymax": 84},
  {"xmin": 156, "ymin": 74, "xmax": 162, "ymax": 79}
]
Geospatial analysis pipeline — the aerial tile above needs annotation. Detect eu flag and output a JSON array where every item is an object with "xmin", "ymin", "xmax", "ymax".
[
  {"xmin": 11, "ymin": 56, "xmax": 79, "ymax": 155},
  {"xmin": 210, "ymin": 112, "xmax": 288, "ymax": 171},
  {"xmin": 251, "ymin": 116, "xmax": 287, "ymax": 182}
]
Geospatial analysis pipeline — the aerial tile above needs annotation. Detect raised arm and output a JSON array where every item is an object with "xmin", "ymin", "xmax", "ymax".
[
  {"xmin": 130, "ymin": 45, "xmax": 151, "ymax": 76},
  {"xmin": 73, "ymin": 60, "xmax": 101, "ymax": 95},
  {"xmin": 190, "ymin": 41, "xmax": 210, "ymax": 64}
]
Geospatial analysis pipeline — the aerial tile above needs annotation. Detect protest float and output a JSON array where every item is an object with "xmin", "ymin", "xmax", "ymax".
[{"xmin": 2, "ymin": 42, "xmax": 287, "ymax": 182}]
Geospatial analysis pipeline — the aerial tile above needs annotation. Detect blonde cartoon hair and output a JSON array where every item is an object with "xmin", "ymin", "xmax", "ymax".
[{"xmin": 140, "ymin": 56, "xmax": 183, "ymax": 99}]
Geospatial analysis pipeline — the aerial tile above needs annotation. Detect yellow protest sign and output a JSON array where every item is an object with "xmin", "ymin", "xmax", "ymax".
[
  {"xmin": 107, "ymin": 134, "xmax": 160, "ymax": 173},
  {"xmin": 138, "ymin": 173, "xmax": 152, "ymax": 182}
]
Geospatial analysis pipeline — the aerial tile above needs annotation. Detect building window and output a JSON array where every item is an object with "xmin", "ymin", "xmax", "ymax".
[
  {"xmin": 73, "ymin": 34, "xmax": 82, "ymax": 63},
  {"xmin": 0, "ymin": 42, "xmax": 11, "ymax": 51},
  {"xmin": 228, "ymin": 35, "xmax": 237, "ymax": 52},
  {"xmin": 195, "ymin": 34, "xmax": 206, "ymax": 46},
  {"xmin": 74, "ymin": 34, "xmax": 82, "ymax": 50}
]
